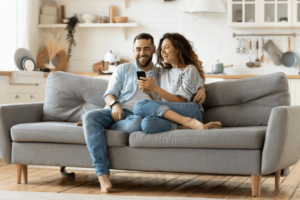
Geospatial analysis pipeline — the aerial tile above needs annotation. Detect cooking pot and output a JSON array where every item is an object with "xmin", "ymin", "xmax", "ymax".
[{"xmin": 212, "ymin": 60, "xmax": 233, "ymax": 74}]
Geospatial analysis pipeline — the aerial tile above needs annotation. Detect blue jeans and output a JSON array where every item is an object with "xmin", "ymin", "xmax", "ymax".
[
  {"xmin": 82, "ymin": 108, "xmax": 142, "ymax": 176},
  {"xmin": 133, "ymin": 99, "xmax": 203, "ymax": 134}
]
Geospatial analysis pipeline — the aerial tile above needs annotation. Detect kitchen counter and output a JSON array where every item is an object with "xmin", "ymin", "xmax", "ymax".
[{"xmin": 1, "ymin": 71, "xmax": 300, "ymax": 79}]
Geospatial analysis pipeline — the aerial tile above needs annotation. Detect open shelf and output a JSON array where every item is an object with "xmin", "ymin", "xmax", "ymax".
[{"xmin": 38, "ymin": 23, "xmax": 139, "ymax": 40}]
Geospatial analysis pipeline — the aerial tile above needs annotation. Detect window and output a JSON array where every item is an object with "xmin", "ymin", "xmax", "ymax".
[{"xmin": 0, "ymin": 1, "xmax": 18, "ymax": 71}]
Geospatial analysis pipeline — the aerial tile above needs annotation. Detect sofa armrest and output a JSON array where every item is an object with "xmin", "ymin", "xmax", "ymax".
[
  {"xmin": 262, "ymin": 106, "xmax": 300, "ymax": 175},
  {"xmin": 0, "ymin": 103, "xmax": 43, "ymax": 164}
]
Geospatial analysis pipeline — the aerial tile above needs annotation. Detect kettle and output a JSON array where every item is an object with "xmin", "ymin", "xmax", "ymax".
[{"xmin": 102, "ymin": 51, "xmax": 120, "ymax": 73}]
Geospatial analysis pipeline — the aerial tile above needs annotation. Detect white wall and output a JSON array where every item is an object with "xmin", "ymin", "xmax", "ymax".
[{"xmin": 39, "ymin": 0, "xmax": 300, "ymax": 75}]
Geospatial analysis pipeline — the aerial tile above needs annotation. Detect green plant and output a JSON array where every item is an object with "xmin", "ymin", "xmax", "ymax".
[{"xmin": 65, "ymin": 14, "xmax": 79, "ymax": 59}]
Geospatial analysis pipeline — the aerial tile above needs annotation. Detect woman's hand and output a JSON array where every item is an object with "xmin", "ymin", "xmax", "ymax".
[
  {"xmin": 137, "ymin": 75, "xmax": 158, "ymax": 92},
  {"xmin": 193, "ymin": 85, "xmax": 206, "ymax": 105},
  {"xmin": 137, "ymin": 82, "xmax": 152, "ymax": 95}
]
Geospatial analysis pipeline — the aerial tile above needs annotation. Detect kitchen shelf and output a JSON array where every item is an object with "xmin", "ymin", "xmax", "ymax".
[{"xmin": 38, "ymin": 23, "xmax": 139, "ymax": 40}]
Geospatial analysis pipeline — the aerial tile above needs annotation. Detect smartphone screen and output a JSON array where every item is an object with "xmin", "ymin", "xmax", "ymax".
[{"xmin": 137, "ymin": 71, "xmax": 146, "ymax": 80}]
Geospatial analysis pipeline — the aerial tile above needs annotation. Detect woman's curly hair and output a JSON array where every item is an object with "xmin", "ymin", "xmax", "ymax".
[{"xmin": 156, "ymin": 33, "xmax": 205, "ymax": 82}]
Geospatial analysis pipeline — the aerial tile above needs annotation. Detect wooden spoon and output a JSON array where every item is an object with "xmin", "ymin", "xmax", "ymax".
[{"xmin": 261, "ymin": 38, "xmax": 265, "ymax": 63}]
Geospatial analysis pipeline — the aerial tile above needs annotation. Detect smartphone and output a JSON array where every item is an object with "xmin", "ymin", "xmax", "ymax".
[{"xmin": 137, "ymin": 71, "xmax": 146, "ymax": 80}]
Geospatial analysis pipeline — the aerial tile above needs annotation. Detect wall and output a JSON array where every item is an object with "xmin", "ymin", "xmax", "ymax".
[{"xmin": 39, "ymin": 0, "xmax": 300, "ymax": 75}]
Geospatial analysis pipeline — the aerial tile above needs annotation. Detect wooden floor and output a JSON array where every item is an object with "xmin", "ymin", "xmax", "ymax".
[{"xmin": 1, "ymin": 159, "xmax": 300, "ymax": 199}]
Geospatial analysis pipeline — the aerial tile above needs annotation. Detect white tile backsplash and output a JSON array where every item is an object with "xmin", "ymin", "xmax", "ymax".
[{"xmin": 40, "ymin": 0, "xmax": 300, "ymax": 75}]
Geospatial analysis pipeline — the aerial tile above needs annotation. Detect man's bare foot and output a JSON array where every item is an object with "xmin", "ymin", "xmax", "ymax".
[
  {"xmin": 204, "ymin": 121, "xmax": 222, "ymax": 129},
  {"xmin": 98, "ymin": 174, "xmax": 112, "ymax": 193},
  {"xmin": 182, "ymin": 117, "xmax": 206, "ymax": 130}
]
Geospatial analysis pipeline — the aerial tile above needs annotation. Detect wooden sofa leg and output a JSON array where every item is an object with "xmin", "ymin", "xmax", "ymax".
[
  {"xmin": 22, "ymin": 165, "xmax": 28, "ymax": 183},
  {"xmin": 16, "ymin": 165, "xmax": 22, "ymax": 184},
  {"xmin": 275, "ymin": 170, "xmax": 281, "ymax": 188},
  {"xmin": 251, "ymin": 175, "xmax": 262, "ymax": 197}
]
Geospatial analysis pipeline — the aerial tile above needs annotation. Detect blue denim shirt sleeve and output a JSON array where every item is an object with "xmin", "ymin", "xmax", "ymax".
[{"xmin": 103, "ymin": 64, "xmax": 124, "ymax": 100}]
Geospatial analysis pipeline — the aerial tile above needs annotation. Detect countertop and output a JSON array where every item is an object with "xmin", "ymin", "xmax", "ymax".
[{"xmin": 1, "ymin": 71, "xmax": 300, "ymax": 79}]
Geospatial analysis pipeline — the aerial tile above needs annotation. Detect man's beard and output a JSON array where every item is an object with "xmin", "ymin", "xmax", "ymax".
[{"xmin": 136, "ymin": 55, "xmax": 153, "ymax": 68}]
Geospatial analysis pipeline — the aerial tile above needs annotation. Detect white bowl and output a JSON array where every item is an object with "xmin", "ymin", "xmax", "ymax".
[{"xmin": 80, "ymin": 14, "xmax": 98, "ymax": 24}]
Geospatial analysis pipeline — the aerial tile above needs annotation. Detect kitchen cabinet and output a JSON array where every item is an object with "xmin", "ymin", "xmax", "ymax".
[
  {"xmin": 0, "ymin": 75, "xmax": 47, "ymax": 105},
  {"xmin": 290, "ymin": 79, "xmax": 300, "ymax": 105},
  {"xmin": 260, "ymin": 0, "xmax": 293, "ymax": 27},
  {"xmin": 293, "ymin": 0, "xmax": 300, "ymax": 26},
  {"xmin": 228, "ymin": 0, "xmax": 260, "ymax": 28},
  {"xmin": 228, "ymin": 0, "xmax": 295, "ymax": 28}
]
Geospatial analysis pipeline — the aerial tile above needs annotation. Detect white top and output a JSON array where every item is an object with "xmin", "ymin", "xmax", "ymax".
[
  {"xmin": 119, "ymin": 71, "xmax": 151, "ymax": 111},
  {"xmin": 158, "ymin": 65, "xmax": 204, "ymax": 112}
]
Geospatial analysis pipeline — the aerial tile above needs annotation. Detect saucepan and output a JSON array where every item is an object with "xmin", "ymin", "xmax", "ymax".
[{"xmin": 212, "ymin": 60, "xmax": 233, "ymax": 74}]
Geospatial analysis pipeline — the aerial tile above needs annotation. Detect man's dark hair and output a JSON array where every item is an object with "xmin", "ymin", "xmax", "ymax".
[{"xmin": 133, "ymin": 33, "xmax": 154, "ymax": 46}]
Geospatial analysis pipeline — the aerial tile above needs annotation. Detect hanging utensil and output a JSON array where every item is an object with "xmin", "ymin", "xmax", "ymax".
[
  {"xmin": 262, "ymin": 40, "xmax": 282, "ymax": 66},
  {"xmin": 261, "ymin": 38, "xmax": 265, "ymax": 63},
  {"xmin": 246, "ymin": 40, "xmax": 255, "ymax": 68},
  {"xmin": 255, "ymin": 39, "xmax": 261, "ymax": 67},
  {"xmin": 281, "ymin": 37, "xmax": 298, "ymax": 67}
]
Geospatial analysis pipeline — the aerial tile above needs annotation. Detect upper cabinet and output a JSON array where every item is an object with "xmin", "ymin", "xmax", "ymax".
[
  {"xmin": 260, "ymin": 0, "xmax": 292, "ymax": 27},
  {"xmin": 293, "ymin": 0, "xmax": 300, "ymax": 26},
  {"xmin": 228, "ymin": 0, "xmax": 300, "ymax": 28},
  {"xmin": 228, "ymin": 0, "xmax": 260, "ymax": 27}
]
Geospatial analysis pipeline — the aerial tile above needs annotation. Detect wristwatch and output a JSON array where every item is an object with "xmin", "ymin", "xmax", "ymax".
[{"xmin": 110, "ymin": 100, "xmax": 119, "ymax": 109}]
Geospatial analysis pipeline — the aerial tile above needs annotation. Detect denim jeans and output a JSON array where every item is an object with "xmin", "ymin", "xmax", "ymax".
[
  {"xmin": 133, "ymin": 99, "xmax": 203, "ymax": 134},
  {"xmin": 82, "ymin": 108, "xmax": 142, "ymax": 176}
]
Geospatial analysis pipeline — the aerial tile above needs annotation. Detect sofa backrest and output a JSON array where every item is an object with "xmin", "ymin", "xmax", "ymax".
[
  {"xmin": 43, "ymin": 72, "xmax": 108, "ymax": 122},
  {"xmin": 203, "ymin": 72, "xmax": 290, "ymax": 127}
]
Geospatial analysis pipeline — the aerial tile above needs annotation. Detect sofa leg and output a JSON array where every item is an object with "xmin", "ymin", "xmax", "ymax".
[
  {"xmin": 275, "ymin": 170, "xmax": 281, "ymax": 188},
  {"xmin": 16, "ymin": 165, "xmax": 22, "ymax": 184},
  {"xmin": 22, "ymin": 165, "xmax": 28, "ymax": 183},
  {"xmin": 60, "ymin": 166, "xmax": 75, "ymax": 177},
  {"xmin": 251, "ymin": 175, "xmax": 262, "ymax": 197}
]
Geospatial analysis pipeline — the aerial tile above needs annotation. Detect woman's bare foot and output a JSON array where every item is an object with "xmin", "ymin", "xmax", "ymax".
[
  {"xmin": 204, "ymin": 121, "xmax": 222, "ymax": 129},
  {"xmin": 182, "ymin": 117, "xmax": 206, "ymax": 130},
  {"xmin": 98, "ymin": 174, "xmax": 112, "ymax": 193}
]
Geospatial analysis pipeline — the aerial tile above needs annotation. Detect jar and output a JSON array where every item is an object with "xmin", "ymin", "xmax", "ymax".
[{"xmin": 100, "ymin": 16, "xmax": 108, "ymax": 23}]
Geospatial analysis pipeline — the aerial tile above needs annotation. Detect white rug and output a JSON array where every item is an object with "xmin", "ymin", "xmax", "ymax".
[{"xmin": 0, "ymin": 191, "xmax": 243, "ymax": 200}]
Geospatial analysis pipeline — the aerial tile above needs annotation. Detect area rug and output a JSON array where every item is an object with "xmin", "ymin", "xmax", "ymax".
[{"xmin": 0, "ymin": 191, "xmax": 243, "ymax": 200}]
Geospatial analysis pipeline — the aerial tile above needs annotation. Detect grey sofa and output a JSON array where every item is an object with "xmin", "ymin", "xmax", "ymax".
[{"xmin": 1, "ymin": 71, "xmax": 300, "ymax": 197}]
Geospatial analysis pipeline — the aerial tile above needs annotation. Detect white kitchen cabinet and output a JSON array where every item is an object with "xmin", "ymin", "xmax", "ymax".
[
  {"xmin": 290, "ymin": 79, "xmax": 300, "ymax": 105},
  {"xmin": 293, "ymin": 0, "xmax": 300, "ymax": 26},
  {"xmin": 228, "ymin": 0, "xmax": 296, "ymax": 28},
  {"xmin": 0, "ymin": 75, "xmax": 47, "ymax": 105},
  {"xmin": 0, "ymin": 76, "xmax": 9, "ymax": 104},
  {"xmin": 228, "ymin": 0, "xmax": 260, "ymax": 28},
  {"xmin": 260, "ymin": 0, "xmax": 293, "ymax": 27}
]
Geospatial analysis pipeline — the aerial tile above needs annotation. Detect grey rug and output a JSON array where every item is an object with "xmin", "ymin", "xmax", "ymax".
[{"xmin": 0, "ymin": 191, "xmax": 243, "ymax": 200}]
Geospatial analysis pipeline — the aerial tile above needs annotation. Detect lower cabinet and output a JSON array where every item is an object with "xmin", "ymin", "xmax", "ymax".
[{"xmin": 0, "ymin": 76, "xmax": 47, "ymax": 105}]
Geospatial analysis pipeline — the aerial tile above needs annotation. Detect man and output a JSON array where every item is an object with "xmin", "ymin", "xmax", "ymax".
[{"xmin": 82, "ymin": 33, "xmax": 206, "ymax": 193}]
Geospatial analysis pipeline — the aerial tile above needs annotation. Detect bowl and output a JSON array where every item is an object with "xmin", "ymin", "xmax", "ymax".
[
  {"xmin": 80, "ymin": 14, "xmax": 98, "ymax": 24},
  {"xmin": 114, "ymin": 16, "xmax": 128, "ymax": 23}
]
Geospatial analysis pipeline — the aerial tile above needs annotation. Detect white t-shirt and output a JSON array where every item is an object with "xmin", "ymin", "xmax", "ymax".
[{"xmin": 105, "ymin": 71, "xmax": 151, "ymax": 111}]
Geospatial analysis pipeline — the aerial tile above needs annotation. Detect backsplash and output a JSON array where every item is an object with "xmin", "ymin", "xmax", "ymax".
[{"xmin": 40, "ymin": 0, "xmax": 300, "ymax": 75}]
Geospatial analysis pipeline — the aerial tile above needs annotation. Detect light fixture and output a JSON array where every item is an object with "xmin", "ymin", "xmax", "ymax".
[{"xmin": 184, "ymin": 0, "xmax": 227, "ymax": 13}]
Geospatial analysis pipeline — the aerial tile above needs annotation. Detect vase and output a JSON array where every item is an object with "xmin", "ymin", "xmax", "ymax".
[{"xmin": 45, "ymin": 61, "xmax": 56, "ymax": 69}]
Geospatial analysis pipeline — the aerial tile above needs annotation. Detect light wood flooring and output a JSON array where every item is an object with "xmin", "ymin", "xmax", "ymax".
[{"xmin": 1, "ymin": 159, "xmax": 300, "ymax": 199}]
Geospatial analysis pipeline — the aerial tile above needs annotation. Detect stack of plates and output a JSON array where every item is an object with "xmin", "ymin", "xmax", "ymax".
[{"xmin": 14, "ymin": 48, "xmax": 37, "ymax": 71}]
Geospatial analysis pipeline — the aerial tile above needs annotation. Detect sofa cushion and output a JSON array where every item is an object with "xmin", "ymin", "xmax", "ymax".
[
  {"xmin": 203, "ymin": 72, "xmax": 290, "ymax": 126},
  {"xmin": 129, "ymin": 127, "xmax": 267, "ymax": 150},
  {"xmin": 11, "ymin": 122, "xmax": 129, "ymax": 147},
  {"xmin": 43, "ymin": 72, "xmax": 109, "ymax": 122}
]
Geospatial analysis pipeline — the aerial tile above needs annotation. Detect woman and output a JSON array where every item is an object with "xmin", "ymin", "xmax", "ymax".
[{"xmin": 134, "ymin": 33, "xmax": 221, "ymax": 133}]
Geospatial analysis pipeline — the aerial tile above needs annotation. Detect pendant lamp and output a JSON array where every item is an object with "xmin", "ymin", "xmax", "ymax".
[{"xmin": 184, "ymin": 0, "xmax": 227, "ymax": 13}]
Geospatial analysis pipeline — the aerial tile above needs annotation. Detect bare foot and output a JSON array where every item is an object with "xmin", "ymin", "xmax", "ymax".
[
  {"xmin": 75, "ymin": 122, "xmax": 83, "ymax": 126},
  {"xmin": 204, "ymin": 121, "xmax": 222, "ymax": 129},
  {"xmin": 98, "ymin": 174, "xmax": 112, "ymax": 193},
  {"xmin": 182, "ymin": 117, "xmax": 206, "ymax": 130}
]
